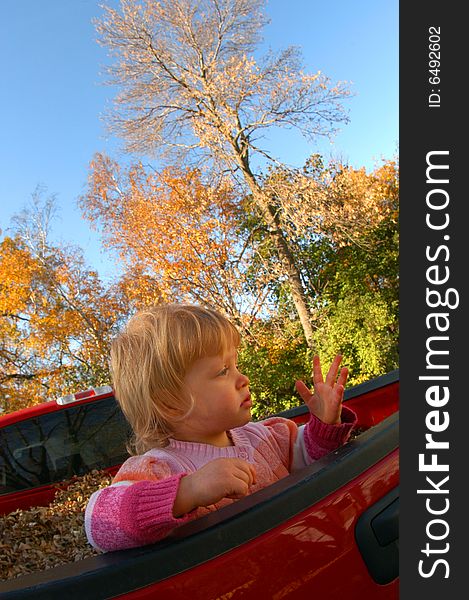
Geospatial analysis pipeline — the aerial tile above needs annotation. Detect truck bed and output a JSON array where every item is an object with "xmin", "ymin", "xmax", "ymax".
[{"xmin": 0, "ymin": 371, "xmax": 399, "ymax": 600}]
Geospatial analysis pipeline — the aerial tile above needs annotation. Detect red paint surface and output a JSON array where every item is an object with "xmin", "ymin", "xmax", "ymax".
[
  {"xmin": 117, "ymin": 451, "xmax": 399, "ymax": 600},
  {"xmin": 0, "ymin": 391, "xmax": 114, "ymax": 427},
  {"xmin": 1, "ymin": 375, "xmax": 399, "ymax": 597}
]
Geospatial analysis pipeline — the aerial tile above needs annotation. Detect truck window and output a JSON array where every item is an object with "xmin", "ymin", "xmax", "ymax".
[{"xmin": 0, "ymin": 398, "xmax": 131, "ymax": 496}]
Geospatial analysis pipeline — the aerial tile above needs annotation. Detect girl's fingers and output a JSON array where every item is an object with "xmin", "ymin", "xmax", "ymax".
[
  {"xmin": 295, "ymin": 380, "xmax": 313, "ymax": 403},
  {"xmin": 325, "ymin": 354, "xmax": 342, "ymax": 386},
  {"xmin": 337, "ymin": 366, "xmax": 348, "ymax": 389},
  {"xmin": 312, "ymin": 355, "xmax": 324, "ymax": 385},
  {"xmin": 234, "ymin": 461, "xmax": 256, "ymax": 486}
]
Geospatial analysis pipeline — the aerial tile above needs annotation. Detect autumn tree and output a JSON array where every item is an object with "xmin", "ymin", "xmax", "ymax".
[
  {"xmin": 81, "ymin": 153, "xmax": 278, "ymax": 329},
  {"xmin": 94, "ymin": 0, "xmax": 352, "ymax": 349},
  {"xmin": 310, "ymin": 159, "xmax": 399, "ymax": 383},
  {"xmin": 80, "ymin": 150, "xmax": 399, "ymax": 411},
  {"xmin": 257, "ymin": 154, "xmax": 397, "ymax": 247},
  {"xmin": 0, "ymin": 193, "xmax": 129, "ymax": 413},
  {"xmin": 236, "ymin": 156, "xmax": 399, "ymax": 396},
  {"xmin": 250, "ymin": 155, "xmax": 399, "ymax": 290}
]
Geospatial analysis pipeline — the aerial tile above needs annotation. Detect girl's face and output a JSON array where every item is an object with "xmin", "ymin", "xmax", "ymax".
[{"xmin": 173, "ymin": 346, "xmax": 252, "ymax": 447}]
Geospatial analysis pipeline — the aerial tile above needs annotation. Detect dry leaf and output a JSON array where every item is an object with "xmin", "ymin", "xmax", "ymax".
[{"xmin": 0, "ymin": 470, "xmax": 112, "ymax": 581}]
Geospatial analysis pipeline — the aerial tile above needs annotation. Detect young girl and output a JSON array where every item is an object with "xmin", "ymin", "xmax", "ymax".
[{"xmin": 85, "ymin": 304, "xmax": 357, "ymax": 552}]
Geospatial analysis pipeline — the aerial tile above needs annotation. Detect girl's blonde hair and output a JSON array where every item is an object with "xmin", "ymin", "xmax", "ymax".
[{"xmin": 110, "ymin": 303, "xmax": 240, "ymax": 453}]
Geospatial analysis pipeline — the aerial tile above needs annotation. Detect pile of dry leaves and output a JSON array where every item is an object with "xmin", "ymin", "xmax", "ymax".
[
  {"xmin": 1, "ymin": 428, "xmax": 367, "ymax": 583},
  {"xmin": 0, "ymin": 470, "xmax": 112, "ymax": 581}
]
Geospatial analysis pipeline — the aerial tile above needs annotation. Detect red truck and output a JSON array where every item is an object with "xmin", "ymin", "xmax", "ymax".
[{"xmin": 0, "ymin": 371, "xmax": 399, "ymax": 599}]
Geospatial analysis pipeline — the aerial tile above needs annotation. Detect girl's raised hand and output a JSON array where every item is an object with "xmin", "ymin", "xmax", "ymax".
[{"xmin": 295, "ymin": 355, "xmax": 348, "ymax": 425}]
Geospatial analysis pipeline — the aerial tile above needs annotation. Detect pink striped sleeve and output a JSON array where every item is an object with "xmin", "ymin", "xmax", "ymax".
[
  {"xmin": 85, "ymin": 474, "xmax": 195, "ymax": 552},
  {"xmin": 303, "ymin": 405, "xmax": 357, "ymax": 460}
]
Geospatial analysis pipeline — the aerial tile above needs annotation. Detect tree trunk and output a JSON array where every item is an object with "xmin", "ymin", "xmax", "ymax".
[
  {"xmin": 260, "ymin": 200, "xmax": 315, "ymax": 350},
  {"xmin": 236, "ymin": 155, "xmax": 315, "ymax": 350}
]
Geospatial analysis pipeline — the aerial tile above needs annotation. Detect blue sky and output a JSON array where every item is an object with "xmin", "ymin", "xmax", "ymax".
[{"xmin": 0, "ymin": 0, "xmax": 398, "ymax": 281}]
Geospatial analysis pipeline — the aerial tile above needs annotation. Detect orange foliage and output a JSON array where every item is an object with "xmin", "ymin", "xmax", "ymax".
[
  {"xmin": 0, "ymin": 235, "xmax": 128, "ymax": 414},
  {"xmin": 80, "ymin": 154, "xmax": 246, "ymax": 315},
  {"xmin": 262, "ymin": 156, "xmax": 399, "ymax": 248}
]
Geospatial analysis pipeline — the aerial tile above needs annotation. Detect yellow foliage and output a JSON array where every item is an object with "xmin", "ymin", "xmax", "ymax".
[
  {"xmin": 0, "ymin": 235, "xmax": 129, "ymax": 414},
  {"xmin": 81, "ymin": 154, "xmax": 243, "ymax": 309}
]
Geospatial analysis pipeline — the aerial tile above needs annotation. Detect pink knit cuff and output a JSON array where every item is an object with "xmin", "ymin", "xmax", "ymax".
[
  {"xmin": 119, "ymin": 474, "xmax": 194, "ymax": 545},
  {"xmin": 304, "ymin": 405, "xmax": 357, "ymax": 460}
]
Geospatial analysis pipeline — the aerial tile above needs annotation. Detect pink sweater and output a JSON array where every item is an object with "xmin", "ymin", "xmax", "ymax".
[{"xmin": 85, "ymin": 407, "xmax": 356, "ymax": 552}]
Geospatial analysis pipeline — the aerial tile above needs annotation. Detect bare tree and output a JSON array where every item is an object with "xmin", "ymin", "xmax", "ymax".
[
  {"xmin": 11, "ymin": 185, "xmax": 57, "ymax": 261},
  {"xmin": 95, "ymin": 0, "xmax": 352, "ymax": 348}
]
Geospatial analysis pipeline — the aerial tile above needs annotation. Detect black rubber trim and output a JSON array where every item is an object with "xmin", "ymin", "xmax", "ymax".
[{"xmin": 0, "ymin": 410, "xmax": 399, "ymax": 600}]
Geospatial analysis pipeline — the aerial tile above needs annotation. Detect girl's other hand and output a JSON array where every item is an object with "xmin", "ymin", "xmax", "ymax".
[
  {"xmin": 173, "ymin": 457, "xmax": 256, "ymax": 516},
  {"xmin": 295, "ymin": 354, "xmax": 348, "ymax": 425}
]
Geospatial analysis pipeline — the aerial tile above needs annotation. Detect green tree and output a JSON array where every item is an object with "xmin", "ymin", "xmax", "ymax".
[{"xmin": 239, "ymin": 156, "xmax": 399, "ymax": 395}]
